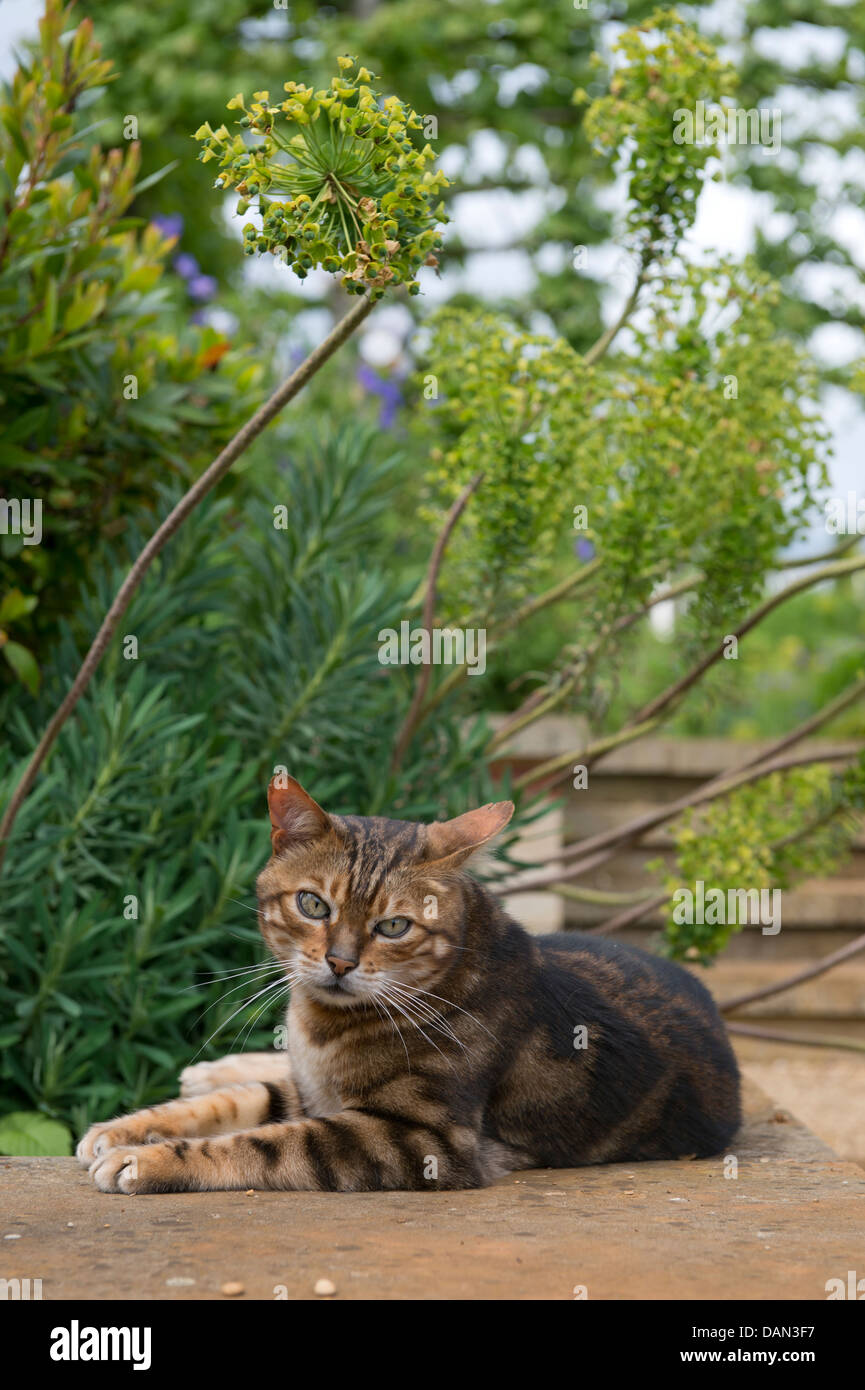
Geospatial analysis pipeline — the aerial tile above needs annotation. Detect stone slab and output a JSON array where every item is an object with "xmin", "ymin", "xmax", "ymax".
[{"xmin": 1, "ymin": 1081, "xmax": 862, "ymax": 1301}]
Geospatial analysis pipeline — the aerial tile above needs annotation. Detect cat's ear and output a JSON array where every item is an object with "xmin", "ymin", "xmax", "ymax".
[
  {"xmin": 267, "ymin": 775, "xmax": 331, "ymax": 854},
  {"xmin": 424, "ymin": 800, "xmax": 514, "ymax": 868}
]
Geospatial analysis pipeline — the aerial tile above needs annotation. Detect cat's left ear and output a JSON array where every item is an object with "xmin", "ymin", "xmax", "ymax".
[
  {"xmin": 267, "ymin": 775, "xmax": 332, "ymax": 854},
  {"xmin": 424, "ymin": 801, "xmax": 514, "ymax": 868}
]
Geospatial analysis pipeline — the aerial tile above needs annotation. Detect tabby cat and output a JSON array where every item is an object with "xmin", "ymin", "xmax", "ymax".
[{"xmin": 78, "ymin": 775, "xmax": 740, "ymax": 1193}]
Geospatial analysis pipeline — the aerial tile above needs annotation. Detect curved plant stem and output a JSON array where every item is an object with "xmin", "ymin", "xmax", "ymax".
[
  {"xmin": 775, "ymin": 533, "xmax": 860, "ymax": 569},
  {"xmin": 587, "ymin": 889, "xmax": 669, "ymax": 936},
  {"xmin": 721, "ymin": 930, "xmax": 865, "ymax": 1014},
  {"xmin": 491, "ymin": 572, "xmax": 698, "ymax": 756},
  {"xmin": 583, "ymin": 245, "xmax": 653, "ymax": 366},
  {"xmin": 418, "ymin": 558, "xmax": 602, "ymax": 722},
  {"xmin": 630, "ymin": 552, "xmax": 865, "ymax": 732},
  {"xmin": 0, "ymin": 292, "xmax": 374, "ymax": 873},
  {"xmin": 726, "ymin": 1021, "xmax": 865, "ymax": 1055},
  {"xmin": 500, "ymin": 743, "xmax": 862, "ymax": 895},
  {"xmin": 511, "ymin": 553, "xmax": 865, "ymax": 795},
  {"xmin": 389, "ymin": 471, "xmax": 484, "ymax": 773},
  {"xmin": 551, "ymin": 883, "xmax": 658, "ymax": 907}
]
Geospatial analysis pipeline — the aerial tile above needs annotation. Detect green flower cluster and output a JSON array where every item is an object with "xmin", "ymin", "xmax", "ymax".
[
  {"xmin": 658, "ymin": 758, "xmax": 865, "ymax": 963},
  {"xmin": 194, "ymin": 57, "xmax": 448, "ymax": 298},
  {"xmin": 579, "ymin": 9, "xmax": 737, "ymax": 252}
]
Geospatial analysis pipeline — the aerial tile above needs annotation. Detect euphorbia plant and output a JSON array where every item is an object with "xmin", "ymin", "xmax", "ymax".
[{"xmin": 195, "ymin": 58, "xmax": 448, "ymax": 297}]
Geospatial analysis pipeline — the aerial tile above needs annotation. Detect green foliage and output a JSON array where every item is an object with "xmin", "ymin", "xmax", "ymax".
[
  {"xmin": 0, "ymin": 0, "xmax": 263, "ymax": 686},
  {"xmin": 82, "ymin": 0, "xmax": 865, "ymax": 365},
  {"xmin": 597, "ymin": 258, "xmax": 828, "ymax": 644},
  {"xmin": 196, "ymin": 58, "xmax": 448, "ymax": 297},
  {"xmin": 658, "ymin": 758, "xmax": 865, "ymax": 962},
  {"xmin": 85, "ymin": 0, "xmax": 612, "ymax": 341},
  {"xmin": 0, "ymin": 1110, "xmax": 73, "ymax": 1156},
  {"xmin": 419, "ymin": 308, "xmax": 599, "ymax": 598},
  {"xmin": 420, "ymin": 258, "xmax": 827, "ymax": 644},
  {"xmin": 2, "ymin": 0, "xmax": 862, "ymax": 1143}
]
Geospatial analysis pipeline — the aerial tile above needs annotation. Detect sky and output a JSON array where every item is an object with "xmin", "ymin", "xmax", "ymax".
[{"xmin": 2, "ymin": 0, "xmax": 862, "ymax": 537}]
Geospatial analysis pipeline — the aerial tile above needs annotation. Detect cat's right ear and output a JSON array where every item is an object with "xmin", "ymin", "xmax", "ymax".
[
  {"xmin": 267, "ymin": 775, "xmax": 331, "ymax": 854},
  {"xmin": 424, "ymin": 800, "xmax": 514, "ymax": 868}
]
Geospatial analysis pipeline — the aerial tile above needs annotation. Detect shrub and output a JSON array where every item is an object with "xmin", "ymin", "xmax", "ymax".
[{"xmin": 0, "ymin": 1, "xmax": 262, "ymax": 689}]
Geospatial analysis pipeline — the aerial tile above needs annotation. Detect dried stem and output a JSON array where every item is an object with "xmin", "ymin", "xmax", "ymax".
[
  {"xmin": 510, "ymin": 553, "xmax": 865, "ymax": 794},
  {"xmin": 389, "ymin": 472, "xmax": 484, "ymax": 773},
  {"xmin": 721, "ymin": 930, "xmax": 865, "ymax": 1014},
  {"xmin": 726, "ymin": 1021, "xmax": 865, "ymax": 1055},
  {"xmin": 500, "ymin": 743, "xmax": 862, "ymax": 895},
  {"xmin": 583, "ymin": 246, "xmax": 653, "ymax": 366}
]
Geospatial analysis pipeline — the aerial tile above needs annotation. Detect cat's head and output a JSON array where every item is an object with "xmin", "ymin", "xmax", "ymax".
[{"xmin": 255, "ymin": 775, "xmax": 513, "ymax": 1008}]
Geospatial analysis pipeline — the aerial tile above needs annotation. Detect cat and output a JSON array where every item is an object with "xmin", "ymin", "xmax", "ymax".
[{"xmin": 78, "ymin": 774, "xmax": 741, "ymax": 1193}]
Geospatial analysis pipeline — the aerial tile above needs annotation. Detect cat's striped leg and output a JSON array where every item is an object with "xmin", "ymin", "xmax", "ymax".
[
  {"xmin": 180, "ymin": 1050, "xmax": 291, "ymax": 1097},
  {"xmin": 76, "ymin": 1077, "xmax": 304, "ymax": 1168},
  {"xmin": 89, "ymin": 1106, "xmax": 488, "ymax": 1193}
]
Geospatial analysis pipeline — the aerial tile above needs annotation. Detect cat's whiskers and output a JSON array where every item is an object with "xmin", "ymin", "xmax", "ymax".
[
  {"xmin": 388, "ymin": 996, "xmax": 469, "ymax": 1060},
  {"xmin": 382, "ymin": 980, "xmax": 470, "ymax": 1056},
  {"xmin": 372, "ymin": 993, "xmax": 412, "ymax": 1072},
  {"xmin": 226, "ymin": 897, "xmax": 265, "ymax": 917},
  {"xmin": 191, "ymin": 971, "xmax": 300, "ymax": 1062},
  {"xmin": 375, "ymin": 984, "xmax": 457, "ymax": 1072},
  {"xmin": 186, "ymin": 959, "xmax": 286, "ymax": 992},
  {"xmin": 390, "ymin": 980, "xmax": 498, "ymax": 1042},
  {"xmin": 190, "ymin": 962, "xmax": 290, "ymax": 1022},
  {"xmin": 235, "ymin": 978, "xmax": 296, "ymax": 1050}
]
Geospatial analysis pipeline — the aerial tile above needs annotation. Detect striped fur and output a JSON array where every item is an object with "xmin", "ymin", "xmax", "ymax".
[{"xmin": 80, "ymin": 778, "xmax": 740, "ymax": 1194}]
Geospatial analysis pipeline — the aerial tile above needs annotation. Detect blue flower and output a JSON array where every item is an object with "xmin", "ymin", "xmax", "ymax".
[
  {"xmin": 187, "ymin": 274, "xmax": 218, "ymax": 303},
  {"xmin": 151, "ymin": 213, "xmax": 184, "ymax": 241},
  {"xmin": 173, "ymin": 252, "xmax": 200, "ymax": 280},
  {"xmin": 356, "ymin": 363, "xmax": 403, "ymax": 429}
]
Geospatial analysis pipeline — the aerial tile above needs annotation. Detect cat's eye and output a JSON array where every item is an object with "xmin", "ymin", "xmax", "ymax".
[
  {"xmin": 375, "ymin": 916, "xmax": 412, "ymax": 939},
  {"xmin": 296, "ymin": 890, "xmax": 330, "ymax": 920}
]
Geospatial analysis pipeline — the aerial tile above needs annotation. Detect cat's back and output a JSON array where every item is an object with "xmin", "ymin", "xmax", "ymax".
[
  {"xmin": 536, "ymin": 929, "xmax": 722, "ymax": 1016},
  {"xmin": 484, "ymin": 927, "xmax": 741, "ymax": 1167}
]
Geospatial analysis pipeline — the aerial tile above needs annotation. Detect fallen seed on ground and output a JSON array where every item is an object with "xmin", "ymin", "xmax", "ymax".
[
  {"xmin": 221, "ymin": 1281, "xmax": 245, "ymax": 1296},
  {"xmin": 314, "ymin": 1278, "xmax": 337, "ymax": 1297}
]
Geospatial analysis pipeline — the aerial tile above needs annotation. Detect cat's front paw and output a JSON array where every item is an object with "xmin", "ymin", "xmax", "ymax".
[
  {"xmin": 89, "ymin": 1142, "xmax": 188, "ymax": 1194},
  {"xmin": 76, "ymin": 1116, "xmax": 159, "ymax": 1167},
  {"xmin": 77, "ymin": 1121, "xmax": 123, "ymax": 1167}
]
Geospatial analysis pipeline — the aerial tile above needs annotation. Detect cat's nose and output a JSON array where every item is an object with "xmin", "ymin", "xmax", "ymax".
[{"xmin": 326, "ymin": 953, "xmax": 358, "ymax": 977}]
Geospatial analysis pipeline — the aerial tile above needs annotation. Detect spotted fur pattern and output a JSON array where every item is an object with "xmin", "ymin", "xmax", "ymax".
[{"xmin": 79, "ymin": 779, "xmax": 740, "ymax": 1194}]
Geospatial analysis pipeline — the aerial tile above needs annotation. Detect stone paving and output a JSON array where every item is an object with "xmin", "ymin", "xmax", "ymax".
[{"xmin": 1, "ymin": 1080, "xmax": 862, "ymax": 1300}]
